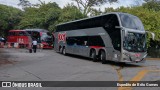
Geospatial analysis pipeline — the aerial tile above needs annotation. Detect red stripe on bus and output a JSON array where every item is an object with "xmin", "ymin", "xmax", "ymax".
[{"xmin": 90, "ymin": 46, "xmax": 103, "ymax": 48}]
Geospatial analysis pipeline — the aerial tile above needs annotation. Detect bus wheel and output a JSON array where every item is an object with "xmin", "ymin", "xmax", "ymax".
[
  {"xmin": 91, "ymin": 50, "xmax": 97, "ymax": 62},
  {"xmin": 100, "ymin": 51, "xmax": 106, "ymax": 64},
  {"xmin": 62, "ymin": 47, "xmax": 66, "ymax": 55},
  {"xmin": 60, "ymin": 47, "xmax": 63, "ymax": 54}
]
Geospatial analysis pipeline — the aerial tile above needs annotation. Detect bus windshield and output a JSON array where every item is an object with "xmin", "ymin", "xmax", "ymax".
[
  {"xmin": 41, "ymin": 33, "xmax": 52, "ymax": 43},
  {"xmin": 120, "ymin": 14, "xmax": 144, "ymax": 30},
  {"xmin": 123, "ymin": 32, "xmax": 146, "ymax": 52}
]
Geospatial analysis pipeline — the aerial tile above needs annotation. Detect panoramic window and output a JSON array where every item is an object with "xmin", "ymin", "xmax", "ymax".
[{"xmin": 120, "ymin": 14, "xmax": 144, "ymax": 30}]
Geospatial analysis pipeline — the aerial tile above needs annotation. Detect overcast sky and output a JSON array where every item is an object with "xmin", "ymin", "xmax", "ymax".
[{"xmin": 0, "ymin": 0, "xmax": 144, "ymax": 10}]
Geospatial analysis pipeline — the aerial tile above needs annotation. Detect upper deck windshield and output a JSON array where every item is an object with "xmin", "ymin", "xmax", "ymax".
[{"xmin": 120, "ymin": 14, "xmax": 144, "ymax": 30}]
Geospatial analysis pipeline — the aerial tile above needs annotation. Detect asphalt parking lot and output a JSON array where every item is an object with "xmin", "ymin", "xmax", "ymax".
[{"xmin": 0, "ymin": 48, "xmax": 160, "ymax": 90}]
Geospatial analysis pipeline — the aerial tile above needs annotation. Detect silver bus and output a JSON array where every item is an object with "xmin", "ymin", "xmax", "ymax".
[{"xmin": 54, "ymin": 12, "xmax": 147, "ymax": 64}]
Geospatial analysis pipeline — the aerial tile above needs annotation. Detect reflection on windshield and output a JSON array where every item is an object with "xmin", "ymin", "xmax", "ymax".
[
  {"xmin": 123, "ymin": 32, "xmax": 146, "ymax": 52},
  {"xmin": 41, "ymin": 33, "xmax": 52, "ymax": 43},
  {"xmin": 120, "ymin": 14, "xmax": 144, "ymax": 30}
]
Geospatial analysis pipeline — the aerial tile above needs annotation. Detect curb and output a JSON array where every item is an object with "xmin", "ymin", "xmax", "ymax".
[{"xmin": 146, "ymin": 58, "xmax": 160, "ymax": 60}]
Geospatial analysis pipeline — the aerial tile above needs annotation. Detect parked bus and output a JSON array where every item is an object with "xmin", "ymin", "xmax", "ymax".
[
  {"xmin": 54, "ymin": 12, "xmax": 147, "ymax": 64},
  {"xmin": 7, "ymin": 30, "xmax": 31, "ymax": 47},
  {"xmin": 24, "ymin": 29, "xmax": 53, "ymax": 49}
]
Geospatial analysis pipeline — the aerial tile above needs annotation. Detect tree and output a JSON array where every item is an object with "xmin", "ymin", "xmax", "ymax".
[
  {"xmin": 19, "ymin": 2, "xmax": 61, "ymax": 29},
  {"xmin": 89, "ymin": 8, "xmax": 103, "ymax": 16},
  {"xmin": 104, "ymin": 7, "xmax": 115, "ymax": 13},
  {"xmin": 58, "ymin": 3, "xmax": 87, "ymax": 23},
  {"xmin": 54, "ymin": 3, "xmax": 87, "ymax": 31},
  {"xmin": 18, "ymin": 2, "xmax": 86, "ymax": 32},
  {"xmin": 18, "ymin": 7, "xmax": 40, "ymax": 29},
  {"xmin": 104, "ymin": 6, "xmax": 160, "ymax": 47},
  {"xmin": 72, "ymin": 0, "xmax": 118, "ymax": 15},
  {"xmin": 18, "ymin": 2, "xmax": 61, "ymax": 32},
  {"xmin": 0, "ymin": 4, "xmax": 22, "ymax": 37},
  {"xmin": 18, "ymin": 0, "xmax": 32, "ymax": 9},
  {"xmin": 144, "ymin": 0, "xmax": 160, "ymax": 2},
  {"xmin": 143, "ymin": 0, "xmax": 160, "ymax": 11}
]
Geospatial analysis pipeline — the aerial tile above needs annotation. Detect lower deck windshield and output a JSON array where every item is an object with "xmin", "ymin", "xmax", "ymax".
[
  {"xmin": 27, "ymin": 31, "xmax": 41, "ymax": 43},
  {"xmin": 41, "ymin": 33, "xmax": 52, "ymax": 43},
  {"xmin": 123, "ymin": 32, "xmax": 146, "ymax": 52}
]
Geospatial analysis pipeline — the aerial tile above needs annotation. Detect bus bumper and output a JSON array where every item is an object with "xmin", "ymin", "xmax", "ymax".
[{"xmin": 122, "ymin": 53, "xmax": 147, "ymax": 63}]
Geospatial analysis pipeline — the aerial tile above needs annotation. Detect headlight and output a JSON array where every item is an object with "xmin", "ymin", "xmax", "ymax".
[{"xmin": 124, "ymin": 53, "xmax": 130, "ymax": 57}]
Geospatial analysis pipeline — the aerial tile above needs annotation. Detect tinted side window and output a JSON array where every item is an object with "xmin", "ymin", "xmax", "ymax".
[
  {"xmin": 67, "ymin": 36, "xmax": 104, "ymax": 47},
  {"xmin": 76, "ymin": 37, "xmax": 88, "ymax": 46},
  {"xmin": 102, "ymin": 14, "xmax": 119, "ymax": 29},
  {"xmin": 66, "ymin": 37, "xmax": 77, "ymax": 45},
  {"xmin": 27, "ymin": 31, "xmax": 32, "ymax": 35},
  {"xmin": 88, "ymin": 36, "xmax": 105, "ymax": 46},
  {"xmin": 109, "ymin": 30, "xmax": 121, "ymax": 51},
  {"xmin": 19, "ymin": 32, "xmax": 25, "ymax": 36},
  {"xmin": 8, "ymin": 32, "xmax": 15, "ymax": 36},
  {"xmin": 102, "ymin": 14, "xmax": 121, "ymax": 51}
]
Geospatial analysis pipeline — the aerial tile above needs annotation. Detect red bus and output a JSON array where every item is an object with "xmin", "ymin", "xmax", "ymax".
[
  {"xmin": 7, "ymin": 30, "xmax": 32, "ymax": 47},
  {"xmin": 24, "ymin": 29, "xmax": 53, "ymax": 49}
]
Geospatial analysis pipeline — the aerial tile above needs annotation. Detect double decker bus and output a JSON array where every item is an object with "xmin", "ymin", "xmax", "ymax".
[
  {"xmin": 7, "ymin": 30, "xmax": 31, "ymax": 47},
  {"xmin": 24, "ymin": 29, "xmax": 53, "ymax": 49},
  {"xmin": 54, "ymin": 12, "xmax": 147, "ymax": 64}
]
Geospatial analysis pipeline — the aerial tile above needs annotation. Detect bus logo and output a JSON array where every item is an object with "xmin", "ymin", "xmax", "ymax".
[
  {"xmin": 17, "ymin": 38, "xmax": 24, "ymax": 44},
  {"xmin": 58, "ymin": 32, "xmax": 66, "ymax": 43}
]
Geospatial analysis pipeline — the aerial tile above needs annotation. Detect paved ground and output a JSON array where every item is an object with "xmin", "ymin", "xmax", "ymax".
[{"xmin": 0, "ymin": 48, "xmax": 160, "ymax": 90}]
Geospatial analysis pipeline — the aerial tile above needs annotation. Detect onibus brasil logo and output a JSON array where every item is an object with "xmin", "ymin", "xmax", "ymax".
[{"xmin": 2, "ymin": 82, "xmax": 42, "ymax": 87}]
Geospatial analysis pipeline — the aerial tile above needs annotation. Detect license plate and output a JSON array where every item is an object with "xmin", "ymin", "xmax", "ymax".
[{"xmin": 135, "ymin": 59, "xmax": 140, "ymax": 61}]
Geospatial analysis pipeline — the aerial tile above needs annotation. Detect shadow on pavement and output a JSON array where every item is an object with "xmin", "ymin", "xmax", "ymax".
[{"xmin": 62, "ymin": 53, "xmax": 144, "ymax": 68}]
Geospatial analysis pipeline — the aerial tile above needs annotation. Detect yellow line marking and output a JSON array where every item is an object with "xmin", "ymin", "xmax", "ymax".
[
  {"xmin": 118, "ymin": 69, "xmax": 160, "ymax": 90},
  {"xmin": 111, "ymin": 65, "xmax": 124, "ymax": 81},
  {"xmin": 117, "ymin": 68, "xmax": 124, "ymax": 81},
  {"xmin": 130, "ymin": 70, "xmax": 148, "ymax": 81},
  {"xmin": 118, "ymin": 70, "xmax": 148, "ymax": 90},
  {"xmin": 118, "ymin": 87, "xmax": 132, "ymax": 90}
]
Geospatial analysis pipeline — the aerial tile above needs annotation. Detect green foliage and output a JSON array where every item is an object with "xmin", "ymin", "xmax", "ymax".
[
  {"xmin": 73, "ymin": 0, "xmax": 118, "ymax": 15},
  {"xmin": 18, "ymin": 2, "xmax": 61, "ymax": 32},
  {"xmin": 18, "ymin": 2, "xmax": 86, "ymax": 32},
  {"xmin": 143, "ymin": 1, "xmax": 160, "ymax": 11},
  {"xmin": 90, "ymin": 8, "xmax": 103, "ymax": 16},
  {"xmin": 48, "ymin": 3, "xmax": 86, "ymax": 32},
  {"xmin": 58, "ymin": 4, "xmax": 87, "ymax": 23},
  {"xmin": 18, "ymin": 0, "xmax": 32, "ymax": 9},
  {"xmin": 1, "ymin": 0, "xmax": 160, "ymax": 48},
  {"xmin": 104, "ymin": 3, "xmax": 160, "ymax": 47},
  {"xmin": 0, "ymin": 4, "xmax": 22, "ymax": 37}
]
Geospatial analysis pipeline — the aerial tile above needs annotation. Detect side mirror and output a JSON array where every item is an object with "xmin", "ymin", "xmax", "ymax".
[
  {"xmin": 121, "ymin": 29, "xmax": 128, "ymax": 37},
  {"xmin": 146, "ymin": 31, "xmax": 155, "ymax": 40}
]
